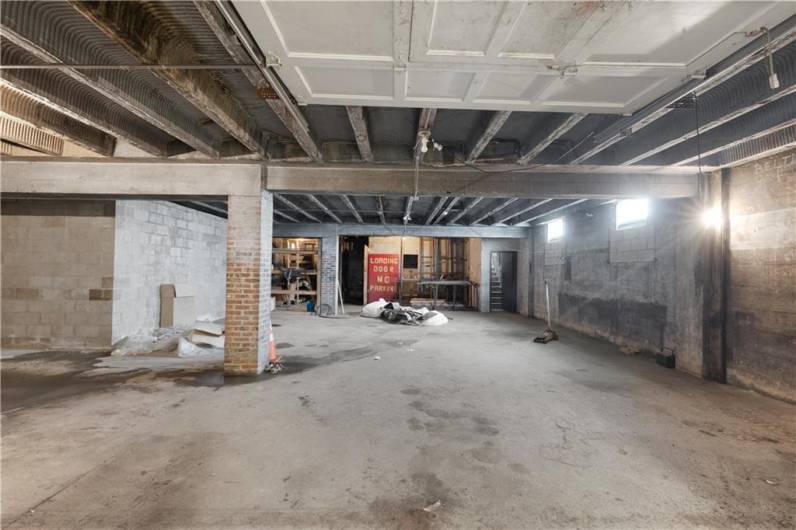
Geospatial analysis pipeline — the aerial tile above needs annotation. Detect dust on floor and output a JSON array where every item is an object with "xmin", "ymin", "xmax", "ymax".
[{"xmin": 2, "ymin": 310, "xmax": 794, "ymax": 528}]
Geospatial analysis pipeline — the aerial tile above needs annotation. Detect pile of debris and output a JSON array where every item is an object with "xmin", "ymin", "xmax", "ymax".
[
  {"xmin": 112, "ymin": 319, "xmax": 225, "ymax": 358},
  {"xmin": 360, "ymin": 298, "xmax": 448, "ymax": 326}
]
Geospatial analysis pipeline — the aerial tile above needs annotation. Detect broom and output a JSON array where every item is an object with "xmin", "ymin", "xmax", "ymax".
[{"xmin": 534, "ymin": 280, "xmax": 559, "ymax": 344}]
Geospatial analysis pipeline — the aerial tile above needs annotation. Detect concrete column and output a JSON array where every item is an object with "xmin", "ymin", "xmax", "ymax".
[
  {"xmin": 319, "ymin": 235, "xmax": 339, "ymax": 315},
  {"xmin": 224, "ymin": 191, "xmax": 273, "ymax": 375},
  {"xmin": 701, "ymin": 171, "xmax": 729, "ymax": 382}
]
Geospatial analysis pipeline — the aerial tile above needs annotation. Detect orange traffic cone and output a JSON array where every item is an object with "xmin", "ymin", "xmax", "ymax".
[
  {"xmin": 265, "ymin": 324, "xmax": 283, "ymax": 373},
  {"xmin": 267, "ymin": 327, "xmax": 282, "ymax": 364}
]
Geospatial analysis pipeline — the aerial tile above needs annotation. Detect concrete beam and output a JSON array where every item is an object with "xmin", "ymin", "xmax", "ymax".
[
  {"xmin": 0, "ymin": 84, "xmax": 115, "ymax": 156},
  {"xmin": 0, "ymin": 159, "xmax": 261, "ymax": 197},
  {"xmin": 518, "ymin": 114, "xmax": 584, "ymax": 164},
  {"xmin": 265, "ymin": 164, "xmax": 700, "ymax": 199},
  {"xmin": 274, "ymin": 223, "xmax": 529, "ymax": 239},
  {"xmin": 69, "ymin": 0, "xmax": 266, "ymax": 156},
  {"xmin": 339, "ymin": 194, "xmax": 364, "ymax": 223},
  {"xmin": 467, "ymin": 110, "xmax": 512, "ymax": 162},
  {"xmin": 0, "ymin": 3, "xmax": 219, "ymax": 156},
  {"xmin": 193, "ymin": 0, "xmax": 322, "ymax": 162},
  {"xmin": 345, "ymin": 106, "xmax": 374, "ymax": 162}
]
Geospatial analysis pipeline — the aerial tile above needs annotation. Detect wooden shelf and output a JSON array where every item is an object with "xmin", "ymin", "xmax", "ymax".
[
  {"xmin": 272, "ymin": 249, "xmax": 318, "ymax": 255},
  {"xmin": 271, "ymin": 289, "xmax": 317, "ymax": 295}
]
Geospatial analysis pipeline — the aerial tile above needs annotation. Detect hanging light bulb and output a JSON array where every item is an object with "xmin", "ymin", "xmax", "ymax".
[
  {"xmin": 765, "ymin": 27, "xmax": 780, "ymax": 90},
  {"xmin": 420, "ymin": 136, "xmax": 429, "ymax": 154},
  {"xmin": 702, "ymin": 206, "xmax": 722, "ymax": 229}
]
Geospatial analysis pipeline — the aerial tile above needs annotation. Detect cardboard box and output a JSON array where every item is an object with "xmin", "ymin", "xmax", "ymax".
[
  {"xmin": 191, "ymin": 331, "xmax": 224, "ymax": 348},
  {"xmin": 160, "ymin": 284, "xmax": 197, "ymax": 327}
]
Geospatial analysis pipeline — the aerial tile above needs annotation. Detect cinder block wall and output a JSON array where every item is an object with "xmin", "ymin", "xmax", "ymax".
[
  {"xmin": 112, "ymin": 201, "xmax": 227, "ymax": 343},
  {"xmin": 319, "ymin": 235, "xmax": 339, "ymax": 313},
  {"xmin": 726, "ymin": 150, "xmax": 796, "ymax": 402},
  {"xmin": 1, "ymin": 200, "xmax": 115, "ymax": 349}
]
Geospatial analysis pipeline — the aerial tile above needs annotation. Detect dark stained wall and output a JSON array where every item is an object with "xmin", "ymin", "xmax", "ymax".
[
  {"xmin": 531, "ymin": 199, "xmax": 689, "ymax": 359},
  {"xmin": 726, "ymin": 150, "xmax": 796, "ymax": 402}
]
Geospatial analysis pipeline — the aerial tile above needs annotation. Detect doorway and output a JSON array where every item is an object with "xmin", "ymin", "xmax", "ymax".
[
  {"xmin": 340, "ymin": 236, "xmax": 367, "ymax": 304},
  {"xmin": 490, "ymin": 251, "xmax": 517, "ymax": 312}
]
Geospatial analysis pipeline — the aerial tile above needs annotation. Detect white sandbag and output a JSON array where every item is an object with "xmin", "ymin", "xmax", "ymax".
[
  {"xmin": 422, "ymin": 311, "xmax": 448, "ymax": 326},
  {"xmin": 361, "ymin": 298, "xmax": 388, "ymax": 318},
  {"xmin": 177, "ymin": 336, "xmax": 204, "ymax": 357}
]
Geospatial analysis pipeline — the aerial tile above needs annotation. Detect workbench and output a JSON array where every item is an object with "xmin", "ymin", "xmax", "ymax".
[{"xmin": 418, "ymin": 280, "xmax": 472, "ymax": 310}]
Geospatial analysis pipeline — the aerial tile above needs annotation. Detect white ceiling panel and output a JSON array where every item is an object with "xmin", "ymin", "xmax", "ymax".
[
  {"xmin": 233, "ymin": 0, "xmax": 795, "ymax": 113},
  {"xmin": 477, "ymin": 73, "xmax": 551, "ymax": 102},
  {"xmin": 406, "ymin": 70, "xmax": 474, "ymax": 101},
  {"xmin": 297, "ymin": 66, "xmax": 394, "ymax": 100}
]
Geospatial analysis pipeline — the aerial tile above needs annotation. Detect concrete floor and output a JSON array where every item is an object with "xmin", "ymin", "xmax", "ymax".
[{"xmin": 2, "ymin": 310, "xmax": 794, "ymax": 529}]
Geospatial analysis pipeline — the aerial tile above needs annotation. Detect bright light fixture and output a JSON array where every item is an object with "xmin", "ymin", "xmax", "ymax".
[
  {"xmin": 616, "ymin": 198, "xmax": 649, "ymax": 229},
  {"xmin": 547, "ymin": 218, "xmax": 564, "ymax": 242},
  {"xmin": 702, "ymin": 206, "xmax": 722, "ymax": 228}
]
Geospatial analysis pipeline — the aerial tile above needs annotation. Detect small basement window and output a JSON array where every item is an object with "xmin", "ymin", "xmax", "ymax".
[
  {"xmin": 616, "ymin": 198, "xmax": 649, "ymax": 230},
  {"xmin": 403, "ymin": 254, "xmax": 418, "ymax": 269},
  {"xmin": 547, "ymin": 218, "xmax": 564, "ymax": 242}
]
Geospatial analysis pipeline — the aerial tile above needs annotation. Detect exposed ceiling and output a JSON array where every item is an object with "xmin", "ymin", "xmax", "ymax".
[
  {"xmin": 235, "ymin": 1, "xmax": 793, "ymax": 113},
  {"xmin": 0, "ymin": 1, "xmax": 794, "ymax": 226}
]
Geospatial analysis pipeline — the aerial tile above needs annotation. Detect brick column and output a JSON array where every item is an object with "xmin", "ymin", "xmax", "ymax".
[
  {"xmin": 319, "ymin": 235, "xmax": 339, "ymax": 315},
  {"xmin": 224, "ymin": 191, "xmax": 273, "ymax": 375}
]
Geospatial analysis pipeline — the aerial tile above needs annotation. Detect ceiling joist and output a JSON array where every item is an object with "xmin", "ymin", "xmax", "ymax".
[
  {"xmin": 193, "ymin": 0, "xmax": 322, "ymax": 162},
  {"xmin": 447, "ymin": 197, "xmax": 483, "ymax": 225},
  {"xmin": 467, "ymin": 110, "xmax": 512, "ymax": 162},
  {"xmin": 339, "ymin": 194, "xmax": 364, "ymax": 224},
  {"xmin": 470, "ymin": 197, "xmax": 518, "ymax": 225},
  {"xmin": 515, "ymin": 199, "xmax": 589, "ymax": 226},
  {"xmin": 345, "ymin": 106, "xmax": 374, "ymax": 162},
  {"xmin": 305, "ymin": 194, "xmax": 342, "ymax": 223},
  {"xmin": 493, "ymin": 199, "xmax": 553, "ymax": 225},
  {"xmin": 0, "ymin": 83, "xmax": 115, "ymax": 156},
  {"xmin": 274, "ymin": 193, "xmax": 321, "ymax": 223},
  {"xmin": 0, "ymin": 3, "xmax": 220, "ymax": 157},
  {"xmin": 69, "ymin": 0, "xmax": 267, "ymax": 157}
]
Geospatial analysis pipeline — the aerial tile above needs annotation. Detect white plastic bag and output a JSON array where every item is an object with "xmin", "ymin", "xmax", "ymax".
[
  {"xmin": 361, "ymin": 298, "xmax": 388, "ymax": 318},
  {"xmin": 422, "ymin": 311, "xmax": 448, "ymax": 326}
]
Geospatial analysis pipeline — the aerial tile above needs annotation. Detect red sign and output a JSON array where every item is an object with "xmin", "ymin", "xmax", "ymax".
[{"xmin": 367, "ymin": 253, "xmax": 400, "ymax": 303}]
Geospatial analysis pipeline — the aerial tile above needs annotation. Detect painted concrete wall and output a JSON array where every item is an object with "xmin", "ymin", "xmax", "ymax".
[
  {"xmin": 367, "ymin": 236, "xmax": 420, "ymax": 254},
  {"xmin": 1, "ymin": 199, "xmax": 115, "ymax": 349},
  {"xmin": 726, "ymin": 150, "xmax": 796, "ymax": 402},
  {"xmin": 112, "ymin": 201, "xmax": 226, "ymax": 342},
  {"xmin": 531, "ymin": 200, "xmax": 688, "ymax": 359}
]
